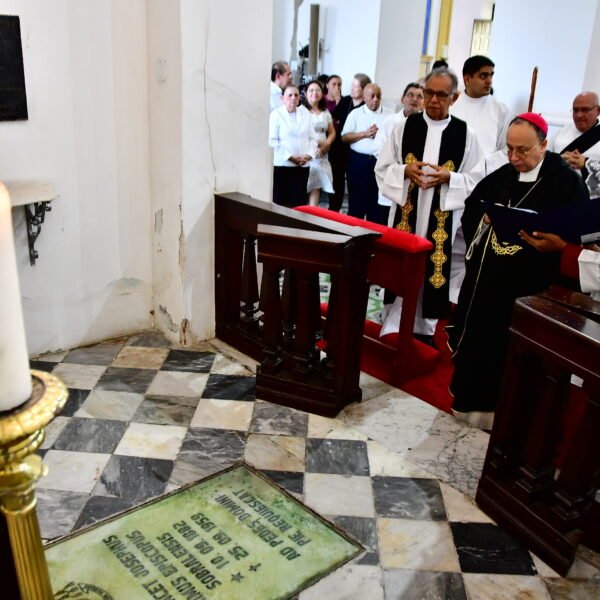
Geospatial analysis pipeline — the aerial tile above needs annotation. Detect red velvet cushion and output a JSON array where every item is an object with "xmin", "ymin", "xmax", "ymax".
[{"xmin": 295, "ymin": 206, "xmax": 432, "ymax": 253}]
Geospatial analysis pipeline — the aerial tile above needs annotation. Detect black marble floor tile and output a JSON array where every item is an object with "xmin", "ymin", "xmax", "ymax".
[
  {"xmin": 92, "ymin": 455, "xmax": 173, "ymax": 502},
  {"xmin": 332, "ymin": 516, "xmax": 378, "ymax": 566},
  {"xmin": 169, "ymin": 428, "xmax": 246, "ymax": 486},
  {"xmin": 201, "ymin": 374, "xmax": 255, "ymax": 401},
  {"xmin": 260, "ymin": 470, "xmax": 304, "ymax": 496},
  {"xmin": 383, "ymin": 570, "xmax": 467, "ymax": 600},
  {"xmin": 305, "ymin": 439, "xmax": 369, "ymax": 476},
  {"xmin": 450, "ymin": 522, "xmax": 537, "ymax": 575},
  {"xmin": 74, "ymin": 495, "xmax": 138, "ymax": 531},
  {"xmin": 37, "ymin": 489, "xmax": 89, "ymax": 541},
  {"xmin": 96, "ymin": 367, "xmax": 156, "ymax": 394},
  {"xmin": 53, "ymin": 418, "xmax": 128, "ymax": 454},
  {"xmin": 59, "ymin": 388, "xmax": 91, "ymax": 417},
  {"xmin": 127, "ymin": 331, "xmax": 172, "ymax": 348},
  {"xmin": 250, "ymin": 402, "xmax": 309, "ymax": 437},
  {"xmin": 30, "ymin": 360, "xmax": 56, "ymax": 373},
  {"xmin": 161, "ymin": 349, "xmax": 216, "ymax": 373},
  {"xmin": 372, "ymin": 476, "xmax": 447, "ymax": 520},
  {"xmin": 132, "ymin": 395, "xmax": 197, "ymax": 427},
  {"xmin": 62, "ymin": 344, "xmax": 123, "ymax": 366}
]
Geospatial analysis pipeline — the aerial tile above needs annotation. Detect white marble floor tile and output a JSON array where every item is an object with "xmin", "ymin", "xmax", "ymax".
[
  {"xmin": 75, "ymin": 390, "xmax": 144, "ymax": 421},
  {"xmin": 191, "ymin": 398, "xmax": 254, "ymax": 431},
  {"xmin": 377, "ymin": 518, "xmax": 461, "ymax": 572},
  {"xmin": 462, "ymin": 574, "xmax": 552, "ymax": 599},
  {"xmin": 304, "ymin": 473, "xmax": 375, "ymax": 518},
  {"xmin": 358, "ymin": 371, "xmax": 395, "ymax": 402},
  {"xmin": 531, "ymin": 551, "xmax": 600, "ymax": 580},
  {"xmin": 210, "ymin": 339, "xmax": 258, "ymax": 373},
  {"xmin": 40, "ymin": 416, "xmax": 71, "ymax": 449},
  {"xmin": 307, "ymin": 414, "xmax": 369, "ymax": 441},
  {"xmin": 340, "ymin": 392, "xmax": 489, "ymax": 497},
  {"xmin": 210, "ymin": 353, "xmax": 254, "ymax": 376},
  {"xmin": 51, "ymin": 364, "xmax": 107, "ymax": 390},
  {"xmin": 298, "ymin": 564, "xmax": 384, "ymax": 600},
  {"xmin": 112, "ymin": 346, "xmax": 170, "ymax": 370},
  {"xmin": 36, "ymin": 350, "xmax": 68, "ymax": 362},
  {"xmin": 39, "ymin": 450, "xmax": 110, "ymax": 493},
  {"xmin": 146, "ymin": 371, "xmax": 208, "ymax": 398},
  {"xmin": 367, "ymin": 440, "xmax": 435, "ymax": 478},
  {"xmin": 244, "ymin": 434, "xmax": 305, "ymax": 472},
  {"xmin": 439, "ymin": 482, "xmax": 495, "ymax": 523},
  {"xmin": 114, "ymin": 423, "xmax": 186, "ymax": 460}
]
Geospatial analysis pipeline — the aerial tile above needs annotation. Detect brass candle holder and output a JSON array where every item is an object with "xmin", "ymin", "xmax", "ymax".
[{"xmin": 0, "ymin": 370, "xmax": 68, "ymax": 600}]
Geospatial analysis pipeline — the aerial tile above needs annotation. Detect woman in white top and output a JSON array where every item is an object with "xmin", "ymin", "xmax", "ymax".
[
  {"xmin": 268, "ymin": 85, "xmax": 315, "ymax": 207},
  {"xmin": 304, "ymin": 81, "xmax": 336, "ymax": 206}
]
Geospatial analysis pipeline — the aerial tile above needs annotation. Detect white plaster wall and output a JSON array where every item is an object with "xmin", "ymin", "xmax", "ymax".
[
  {"xmin": 170, "ymin": 0, "xmax": 273, "ymax": 344},
  {"xmin": 0, "ymin": 0, "xmax": 152, "ymax": 356},
  {"xmin": 375, "ymin": 0, "xmax": 427, "ymax": 104},
  {"xmin": 147, "ymin": 0, "xmax": 185, "ymax": 341},
  {"xmin": 272, "ymin": 0, "xmax": 295, "ymax": 67},
  {"xmin": 447, "ymin": 0, "xmax": 494, "ymax": 82},
  {"xmin": 272, "ymin": 0, "xmax": 382, "ymax": 94},
  {"xmin": 491, "ymin": 0, "xmax": 598, "ymax": 116},
  {"xmin": 583, "ymin": 1, "xmax": 600, "ymax": 93}
]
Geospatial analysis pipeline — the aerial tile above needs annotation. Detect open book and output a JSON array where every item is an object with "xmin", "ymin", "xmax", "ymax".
[{"xmin": 485, "ymin": 201, "xmax": 600, "ymax": 245}]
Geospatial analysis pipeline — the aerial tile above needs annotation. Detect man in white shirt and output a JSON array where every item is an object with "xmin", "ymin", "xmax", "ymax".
[
  {"xmin": 374, "ymin": 83, "xmax": 424, "ymax": 224},
  {"xmin": 341, "ymin": 83, "xmax": 392, "ymax": 223},
  {"xmin": 375, "ymin": 68, "xmax": 484, "ymax": 343},
  {"xmin": 548, "ymin": 91, "xmax": 600, "ymax": 198},
  {"xmin": 270, "ymin": 61, "xmax": 292, "ymax": 112}
]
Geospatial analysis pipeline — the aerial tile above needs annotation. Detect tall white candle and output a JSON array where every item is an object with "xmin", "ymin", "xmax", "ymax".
[{"xmin": 0, "ymin": 182, "xmax": 32, "ymax": 411}]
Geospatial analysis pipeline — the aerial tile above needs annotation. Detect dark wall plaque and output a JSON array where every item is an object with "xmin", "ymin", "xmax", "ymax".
[{"xmin": 0, "ymin": 15, "xmax": 28, "ymax": 121}]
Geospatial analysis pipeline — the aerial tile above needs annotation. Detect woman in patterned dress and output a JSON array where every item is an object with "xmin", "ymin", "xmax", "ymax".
[{"xmin": 304, "ymin": 81, "xmax": 336, "ymax": 206}]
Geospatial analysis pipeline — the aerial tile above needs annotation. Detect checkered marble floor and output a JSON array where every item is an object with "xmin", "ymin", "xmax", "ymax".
[{"xmin": 32, "ymin": 331, "xmax": 599, "ymax": 599}]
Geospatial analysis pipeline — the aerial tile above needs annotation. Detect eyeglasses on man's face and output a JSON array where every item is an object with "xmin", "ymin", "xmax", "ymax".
[
  {"xmin": 506, "ymin": 142, "xmax": 540, "ymax": 159},
  {"xmin": 571, "ymin": 105, "xmax": 599, "ymax": 114},
  {"xmin": 423, "ymin": 89, "xmax": 452, "ymax": 100}
]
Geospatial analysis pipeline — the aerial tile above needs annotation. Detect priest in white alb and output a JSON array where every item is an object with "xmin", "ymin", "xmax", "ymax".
[{"xmin": 375, "ymin": 67, "xmax": 484, "ymax": 346}]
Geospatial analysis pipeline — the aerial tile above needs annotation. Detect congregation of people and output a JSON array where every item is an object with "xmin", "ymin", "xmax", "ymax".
[{"xmin": 268, "ymin": 56, "xmax": 600, "ymax": 431}]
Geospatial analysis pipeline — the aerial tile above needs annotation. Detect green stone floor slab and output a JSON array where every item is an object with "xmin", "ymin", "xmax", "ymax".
[{"xmin": 47, "ymin": 463, "xmax": 361, "ymax": 600}]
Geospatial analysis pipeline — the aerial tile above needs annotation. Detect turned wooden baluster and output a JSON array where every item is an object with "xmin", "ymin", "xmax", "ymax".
[
  {"xmin": 281, "ymin": 268, "xmax": 297, "ymax": 356},
  {"xmin": 288, "ymin": 269, "xmax": 321, "ymax": 379},
  {"xmin": 240, "ymin": 233, "xmax": 260, "ymax": 331},
  {"xmin": 321, "ymin": 273, "xmax": 340, "ymax": 379},
  {"xmin": 551, "ymin": 380, "xmax": 600, "ymax": 531},
  {"xmin": 485, "ymin": 342, "xmax": 535, "ymax": 474},
  {"xmin": 259, "ymin": 264, "xmax": 284, "ymax": 375},
  {"xmin": 514, "ymin": 361, "xmax": 570, "ymax": 503}
]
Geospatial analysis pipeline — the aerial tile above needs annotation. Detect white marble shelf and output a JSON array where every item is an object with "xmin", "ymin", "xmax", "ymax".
[
  {"xmin": 5, "ymin": 180, "xmax": 59, "ymax": 265},
  {"xmin": 6, "ymin": 181, "xmax": 59, "ymax": 207}
]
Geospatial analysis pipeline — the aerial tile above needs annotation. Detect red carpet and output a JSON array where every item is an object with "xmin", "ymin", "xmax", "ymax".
[{"xmin": 397, "ymin": 319, "xmax": 454, "ymax": 414}]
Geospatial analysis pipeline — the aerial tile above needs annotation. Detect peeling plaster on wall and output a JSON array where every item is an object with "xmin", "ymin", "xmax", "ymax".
[
  {"xmin": 179, "ymin": 318, "xmax": 190, "ymax": 346},
  {"xmin": 154, "ymin": 208, "xmax": 163, "ymax": 233},
  {"xmin": 158, "ymin": 304, "xmax": 178, "ymax": 333},
  {"xmin": 289, "ymin": 0, "xmax": 304, "ymax": 65}
]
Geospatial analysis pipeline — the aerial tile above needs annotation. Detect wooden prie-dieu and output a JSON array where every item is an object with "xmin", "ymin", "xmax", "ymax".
[{"xmin": 477, "ymin": 286, "xmax": 600, "ymax": 575}]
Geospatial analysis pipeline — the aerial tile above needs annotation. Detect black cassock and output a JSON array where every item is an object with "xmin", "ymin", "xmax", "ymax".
[{"xmin": 447, "ymin": 151, "xmax": 590, "ymax": 415}]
